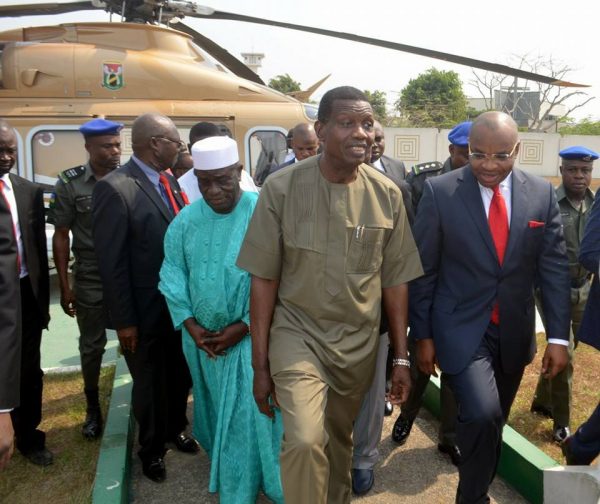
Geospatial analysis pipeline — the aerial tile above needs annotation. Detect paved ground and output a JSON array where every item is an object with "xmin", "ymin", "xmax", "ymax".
[
  {"xmin": 131, "ymin": 402, "xmax": 527, "ymax": 503},
  {"xmin": 41, "ymin": 273, "xmax": 119, "ymax": 372}
]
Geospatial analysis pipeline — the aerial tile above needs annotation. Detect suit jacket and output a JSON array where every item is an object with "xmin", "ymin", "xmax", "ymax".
[
  {"xmin": 578, "ymin": 190, "xmax": 600, "ymax": 351},
  {"xmin": 380, "ymin": 154, "xmax": 406, "ymax": 181},
  {"xmin": 0, "ymin": 195, "xmax": 20, "ymax": 408},
  {"xmin": 92, "ymin": 159, "xmax": 186, "ymax": 335},
  {"xmin": 9, "ymin": 174, "xmax": 50, "ymax": 328},
  {"xmin": 409, "ymin": 165, "xmax": 570, "ymax": 375}
]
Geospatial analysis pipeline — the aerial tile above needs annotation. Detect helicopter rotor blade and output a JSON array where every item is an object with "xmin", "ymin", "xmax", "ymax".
[
  {"xmin": 187, "ymin": 9, "xmax": 589, "ymax": 88},
  {"xmin": 171, "ymin": 21, "xmax": 264, "ymax": 85},
  {"xmin": 0, "ymin": 1, "xmax": 97, "ymax": 17}
]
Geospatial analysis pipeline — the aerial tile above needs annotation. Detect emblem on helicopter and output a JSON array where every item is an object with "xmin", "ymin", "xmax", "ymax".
[{"xmin": 102, "ymin": 62, "xmax": 124, "ymax": 90}]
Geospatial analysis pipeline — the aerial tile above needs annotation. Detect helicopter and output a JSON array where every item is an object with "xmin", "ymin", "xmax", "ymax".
[{"xmin": 0, "ymin": 0, "xmax": 589, "ymax": 188}]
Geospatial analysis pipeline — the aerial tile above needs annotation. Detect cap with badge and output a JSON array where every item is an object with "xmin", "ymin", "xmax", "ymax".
[
  {"xmin": 79, "ymin": 118, "xmax": 123, "ymax": 138},
  {"xmin": 191, "ymin": 136, "xmax": 239, "ymax": 171},
  {"xmin": 448, "ymin": 121, "xmax": 472, "ymax": 147},
  {"xmin": 559, "ymin": 146, "xmax": 599, "ymax": 161}
]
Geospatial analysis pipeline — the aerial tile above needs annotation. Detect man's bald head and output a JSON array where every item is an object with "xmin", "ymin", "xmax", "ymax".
[
  {"xmin": 468, "ymin": 111, "xmax": 520, "ymax": 188},
  {"xmin": 470, "ymin": 112, "xmax": 518, "ymax": 145},
  {"xmin": 0, "ymin": 119, "xmax": 17, "ymax": 176},
  {"xmin": 131, "ymin": 113, "xmax": 182, "ymax": 171},
  {"xmin": 291, "ymin": 123, "xmax": 319, "ymax": 161}
]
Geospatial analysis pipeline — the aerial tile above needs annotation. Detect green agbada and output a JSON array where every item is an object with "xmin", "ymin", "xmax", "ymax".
[
  {"xmin": 236, "ymin": 156, "xmax": 423, "ymax": 395},
  {"xmin": 159, "ymin": 192, "xmax": 283, "ymax": 504}
]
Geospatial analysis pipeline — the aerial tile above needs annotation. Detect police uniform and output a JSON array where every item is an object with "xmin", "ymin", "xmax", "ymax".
[
  {"xmin": 405, "ymin": 121, "xmax": 472, "ymax": 208},
  {"xmin": 47, "ymin": 118, "xmax": 122, "ymax": 438},
  {"xmin": 393, "ymin": 121, "xmax": 472, "ymax": 459},
  {"xmin": 531, "ymin": 146, "xmax": 597, "ymax": 439}
]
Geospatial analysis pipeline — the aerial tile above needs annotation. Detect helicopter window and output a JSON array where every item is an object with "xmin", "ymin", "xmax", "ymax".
[
  {"xmin": 248, "ymin": 130, "xmax": 288, "ymax": 187},
  {"xmin": 30, "ymin": 130, "xmax": 87, "ymax": 186}
]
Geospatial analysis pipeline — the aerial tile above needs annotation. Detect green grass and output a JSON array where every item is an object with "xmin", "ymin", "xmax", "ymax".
[
  {"xmin": 508, "ymin": 333, "xmax": 600, "ymax": 463},
  {"xmin": 0, "ymin": 366, "xmax": 115, "ymax": 504}
]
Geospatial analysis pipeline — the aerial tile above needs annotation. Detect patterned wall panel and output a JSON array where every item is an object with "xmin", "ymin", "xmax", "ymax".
[
  {"xmin": 394, "ymin": 135, "xmax": 420, "ymax": 161},
  {"xmin": 519, "ymin": 139, "xmax": 543, "ymax": 165}
]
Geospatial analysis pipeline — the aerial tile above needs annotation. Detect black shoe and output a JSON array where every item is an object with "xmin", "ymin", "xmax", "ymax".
[
  {"xmin": 438, "ymin": 443, "xmax": 462, "ymax": 466},
  {"xmin": 384, "ymin": 400, "xmax": 394, "ymax": 417},
  {"xmin": 351, "ymin": 468, "xmax": 374, "ymax": 495},
  {"xmin": 391, "ymin": 416, "xmax": 413, "ymax": 445},
  {"xmin": 142, "ymin": 457, "xmax": 166, "ymax": 483},
  {"xmin": 172, "ymin": 432, "xmax": 200, "ymax": 454},
  {"xmin": 82, "ymin": 409, "xmax": 103, "ymax": 440},
  {"xmin": 553, "ymin": 425, "xmax": 571, "ymax": 444},
  {"xmin": 530, "ymin": 404, "xmax": 553, "ymax": 419},
  {"xmin": 22, "ymin": 447, "xmax": 54, "ymax": 466}
]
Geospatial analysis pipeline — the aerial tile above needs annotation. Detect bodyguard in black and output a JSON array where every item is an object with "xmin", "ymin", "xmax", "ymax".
[{"xmin": 0, "ymin": 120, "xmax": 51, "ymax": 466}]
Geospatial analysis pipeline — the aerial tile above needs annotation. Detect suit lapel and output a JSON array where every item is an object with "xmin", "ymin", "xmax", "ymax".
[
  {"xmin": 504, "ymin": 168, "xmax": 528, "ymax": 264},
  {"xmin": 456, "ymin": 166, "xmax": 498, "ymax": 261},
  {"xmin": 127, "ymin": 161, "xmax": 172, "ymax": 223},
  {"xmin": 165, "ymin": 173, "xmax": 186, "ymax": 210}
]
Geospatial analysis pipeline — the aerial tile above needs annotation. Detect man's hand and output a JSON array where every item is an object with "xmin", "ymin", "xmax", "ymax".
[
  {"xmin": 253, "ymin": 366, "xmax": 278, "ymax": 418},
  {"xmin": 117, "ymin": 326, "xmax": 139, "ymax": 353},
  {"xmin": 541, "ymin": 343, "xmax": 569, "ymax": 379},
  {"xmin": 0, "ymin": 413, "xmax": 14, "ymax": 471},
  {"xmin": 183, "ymin": 318, "xmax": 219, "ymax": 358},
  {"xmin": 389, "ymin": 365, "xmax": 411, "ymax": 404},
  {"xmin": 416, "ymin": 338, "xmax": 438, "ymax": 376},
  {"xmin": 210, "ymin": 322, "xmax": 248, "ymax": 355},
  {"xmin": 60, "ymin": 287, "xmax": 76, "ymax": 317}
]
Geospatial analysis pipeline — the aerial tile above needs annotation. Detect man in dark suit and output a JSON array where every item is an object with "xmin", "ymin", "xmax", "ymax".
[
  {"xmin": 0, "ymin": 120, "xmax": 51, "ymax": 466},
  {"xmin": 561, "ymin": 189, "xmax": 600, "ymax": 465},
  {"xmin": 410, "ymin": 111, "xmax": 570, "ymax": 503},
  {"xmin": 92, "ymin": 113, "xmax": 195, "ymax": 483},
  {"xmin": 0, "ymin": 147, "xmax": 20, "ymax": 470},
  {"xmin": 369, "ymin": 120, "xmax": 406, "ymax": 180},
  {"xmin": 266, "ymin": 122, "xmax": 319, "ymax": 177}
]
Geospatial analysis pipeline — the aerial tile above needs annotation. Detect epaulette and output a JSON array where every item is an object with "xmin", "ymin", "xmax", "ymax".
[
  {"xmin": 411, "ymin": 161, "xmax": 443, "ymax": 176},
  {"xmin": 58, "ymin": 165, "xmax": 85, "ymax": 184}
]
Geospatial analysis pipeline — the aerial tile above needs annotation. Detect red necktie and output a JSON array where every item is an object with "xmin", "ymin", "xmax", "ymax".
[
  {"xmin": 159, "ymin": 173, "xmax": 183, "ymax": 216},
  {"xmin": 0, "ymin": 179, "xmax": 21, "ymax": 271},
  {"xmin": 488, "ymin": 185, "xmax": 509, "ymax": 324}
]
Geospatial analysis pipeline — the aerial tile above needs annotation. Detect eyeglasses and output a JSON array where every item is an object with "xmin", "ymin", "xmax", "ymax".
[
  {"xmin": 153, "ymin": 136, "xmax": 185, "ymax": 149},
  {"xmin": 468, "ymin": 141, "xmax": 519, "ymax": 162}
]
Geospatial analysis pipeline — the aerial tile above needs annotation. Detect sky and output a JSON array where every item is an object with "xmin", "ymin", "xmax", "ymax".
[{"xmin": 1, "ymin": 0, "xmax": 599, "ymax": 121}]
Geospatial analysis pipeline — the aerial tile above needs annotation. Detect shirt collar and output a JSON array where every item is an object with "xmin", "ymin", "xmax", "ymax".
[
  {"xmin": 556, "ymin": 184, "xmax": 595, "ymax": 204},
  {"xmin": 83, "ymin": 163, "xmax": 95, "ymax": 183},
  {"xmin": 132, "ymin": 155, "xmax": 160, "ymax": 186},
  {"xmin": 0, "ymin": 173, "xmax": 13, "ymax": 192}
]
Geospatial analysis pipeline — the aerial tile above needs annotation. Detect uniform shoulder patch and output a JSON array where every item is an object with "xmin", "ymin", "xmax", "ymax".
[
  {"xmin": 412, "ymin": 161, "xmax": 443, "ymax": 176},
  {"xmin": 58, "ymin": 166, "xmax": 85, "ymax": 184}
]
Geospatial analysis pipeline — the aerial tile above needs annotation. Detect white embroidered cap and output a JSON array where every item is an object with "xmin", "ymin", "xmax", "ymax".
[{"xmin": 191, "ymin": 136, "xmax": 239, "ymax": 171}]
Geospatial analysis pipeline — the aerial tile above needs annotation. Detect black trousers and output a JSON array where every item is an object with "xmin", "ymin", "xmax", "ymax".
[
  {"xmin": 123, "ymin": 325, "xmax": 192, "ymax": 462},
  {"xmin": 446, "ymin": 325, "xmax": 524, "ymax": 504},
  {"xmin": 11, "ymin": 276, "xmax": 45, "ymax": 453}
]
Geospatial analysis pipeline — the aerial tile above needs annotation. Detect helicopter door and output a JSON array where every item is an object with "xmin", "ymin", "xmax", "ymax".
[{"xmin": 245, "ymin": 127, "xmax": 288, "ymax": 187}]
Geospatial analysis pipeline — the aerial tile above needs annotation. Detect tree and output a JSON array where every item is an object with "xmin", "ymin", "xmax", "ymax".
[
  {"xmin": 395, "ymin": 68, "xmax": 469, "ymax": 128},
  {"xmin": 268, "ymin": 74, "xmax": 301, "ymax": 94},
  {"xmin": 363, "ymin": 89, "xmax": 388, "ymax": 122},
  {"xmin": 470, "ymin": 54, "xmax": 595, "ymax": 132},
  {"xmin": 559, "ymin": 118, "xmax": 600, "ymax": 136}
]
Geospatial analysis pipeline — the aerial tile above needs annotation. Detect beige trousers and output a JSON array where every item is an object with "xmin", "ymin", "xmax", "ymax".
[{"xmin": 273, "ymin": 370, "xmax": 365, "ymax": 504}]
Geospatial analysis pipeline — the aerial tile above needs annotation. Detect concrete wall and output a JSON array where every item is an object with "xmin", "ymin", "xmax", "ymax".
[{"xmin": 384, "ymin": 128, "xmax": 600, "ymax": 178}]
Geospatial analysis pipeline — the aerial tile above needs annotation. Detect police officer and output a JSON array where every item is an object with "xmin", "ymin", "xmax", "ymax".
[
  {"xmin": 531, "ymin": 145, "xmax": 597, "ymax": 442},
  {"xmin": 406, "ymin": 120, "xmax": 471, "ymax": 208},
  {"xmin": 48, "ymin": 118, "xmax": 122, "ymax": 439},
  {"xmin": 392, "ymin": 121, "xmax": 472, "ymax": 465}
]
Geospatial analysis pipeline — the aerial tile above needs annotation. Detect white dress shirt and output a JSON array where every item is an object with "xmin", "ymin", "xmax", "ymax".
[{"xmin": 0, "ymin": 173, "xmax": 28, "ymax": 279}]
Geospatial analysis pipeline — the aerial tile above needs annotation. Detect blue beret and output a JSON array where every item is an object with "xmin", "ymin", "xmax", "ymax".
[
  {"xmin": 559, "ymin": 146, "xmax": 599, "ymax": 162},
  {"xmin": 447, "ymin": 121, "xmax": 472, "ymax": 147},
  {"xmin": 79, "ymin": 118, "xmax": 123, "ymax": 137}
]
